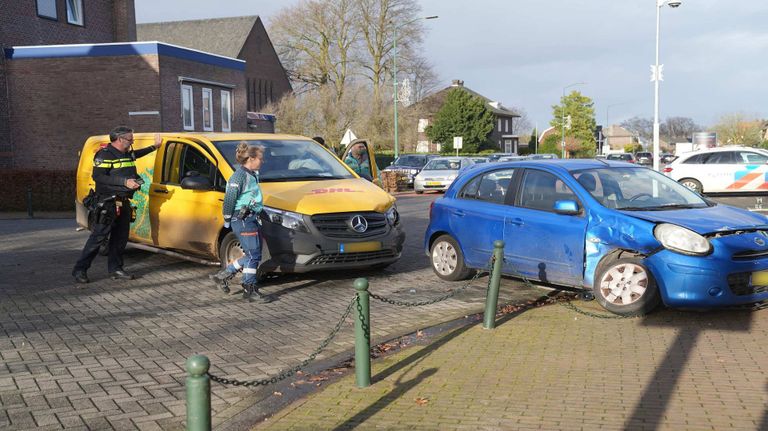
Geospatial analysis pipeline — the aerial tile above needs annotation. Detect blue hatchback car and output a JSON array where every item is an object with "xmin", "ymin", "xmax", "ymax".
[{"xmin": 424, "ymin": 159, "xmax": 768, "ymax": 315}]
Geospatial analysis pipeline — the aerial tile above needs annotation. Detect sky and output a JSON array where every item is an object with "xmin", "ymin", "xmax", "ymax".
[{"xmin": 135, "ymin": 0, "xmax": 768, "ymax": 132}]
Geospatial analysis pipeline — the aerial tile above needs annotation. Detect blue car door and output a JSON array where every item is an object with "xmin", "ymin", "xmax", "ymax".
[
  {"xmin": 448, "ymin": 168, "xmax": 516, "ymax": 269},
  {"xmin": 503, "ymin": 169, "xmax": 587, "ymax": 285}
]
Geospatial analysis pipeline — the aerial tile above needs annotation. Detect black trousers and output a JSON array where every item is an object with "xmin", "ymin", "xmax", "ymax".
[{"xmin": 73, "ymin": 205, "xmax": 131, "ymax": 273}]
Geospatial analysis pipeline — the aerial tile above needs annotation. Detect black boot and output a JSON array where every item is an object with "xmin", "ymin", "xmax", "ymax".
[
  {"xmin": 242, "ymin": 283, "xmax": 272, "ymax": 303},
  {"xmin": 209, "ymin": 269, "xmax": 234, "ymax": 293}
]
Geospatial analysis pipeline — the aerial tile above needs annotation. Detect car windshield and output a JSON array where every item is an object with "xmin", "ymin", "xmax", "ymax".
[
  {"xmin": 424, "ymin": 159, "xmax": 462, "ymax": 170},
  {"xmin": 213, "ymin": 139, "xmax": 354, "ymax": 182},
  {"xmin": 571, "ymin": 167, "xmax": 710, "ymax": 210},
  {"xmin": 392, "ymin": 155, "xmax": 427, "ymax": 167}
]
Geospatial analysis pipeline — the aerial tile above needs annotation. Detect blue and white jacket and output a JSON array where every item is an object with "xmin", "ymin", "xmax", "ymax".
[{"xmin": 222, "ymin": 167, "xmax": 262, "ymax": 223}]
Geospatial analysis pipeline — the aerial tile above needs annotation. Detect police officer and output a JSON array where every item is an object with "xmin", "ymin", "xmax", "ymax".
[{"xmin": 72, "ymin": 127, "xmax": 161, "ymax": 284}]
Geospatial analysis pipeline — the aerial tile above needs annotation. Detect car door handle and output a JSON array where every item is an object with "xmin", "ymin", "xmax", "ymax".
[
  {"xmin": 507, "ymin": 218, "xmax": 524, "ymax": 226},
  {"xmin": 153, "ymin": 189, "xmax": 169, "ymax": 194},
  {"xmin": 454, "ymin": 210, "xmax": 465, "ymax": 217}
]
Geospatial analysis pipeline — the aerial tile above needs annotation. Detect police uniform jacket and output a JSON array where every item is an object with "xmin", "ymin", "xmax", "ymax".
[{"xmin": 93, "ymin": 144, "xmax": 156, "ymax": 199}]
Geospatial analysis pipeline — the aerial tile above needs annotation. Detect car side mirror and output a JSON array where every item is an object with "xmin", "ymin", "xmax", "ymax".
[
  {"xmin": 181, "ymin": 175, "xmax": 213, "ymax": 190},
  {"xmin": 553, "ymin": 199, "xmax": 580, "ymax": 215}
]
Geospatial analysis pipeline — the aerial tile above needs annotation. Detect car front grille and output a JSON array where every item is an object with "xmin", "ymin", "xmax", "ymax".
[
  {"xmin": 307, "ymin": 249, "xmax": 397, "ymax": 265},
  {"xmin": 311, "ymin": 212, "xmax": 388, "ymax": 239},
  {"xmin": 727, "ymin": 272, "xmax": 768, "ymax": 296},
  {"xmin": 732, "ymin": 249, "xmax": 768, "ymax": 259}
]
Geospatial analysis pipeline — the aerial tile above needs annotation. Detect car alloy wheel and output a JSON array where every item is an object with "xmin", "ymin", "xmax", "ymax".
[
  {"xmin": 598, "ymin": 262, "xmax": 647, "ymax": 306},
  {"xmin": 430, "ymin": 235, "xmax": 472, "ymax": 281},
  {"xmin": 593, "ymin": 257, "xmax": 660, "ymax": 316},
  {"xmin": 679, "ymin": 178, "xmax": 702, "ymax": 193}
]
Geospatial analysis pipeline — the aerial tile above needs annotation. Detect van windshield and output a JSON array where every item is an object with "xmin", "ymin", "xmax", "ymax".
[{"xmin": 214, "ymin": 139, "xmax": 355, "ymax": 182}]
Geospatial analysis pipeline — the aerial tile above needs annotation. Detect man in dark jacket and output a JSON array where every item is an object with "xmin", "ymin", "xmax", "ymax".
[{"xmin": 72, "ymin": 126, "xmax": 161, "ymax": 284}]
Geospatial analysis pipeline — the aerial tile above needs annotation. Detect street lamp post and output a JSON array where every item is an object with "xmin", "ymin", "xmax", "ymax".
[
  {"xmin": 393, "ymin": 15, "xmax": 438, "ymax": 159},
  {"xmin": 652, "ymin": 0, "xmax": 681, "ymax": 171},
  {"xmin": 561, "ymin": 82, "xmax": 586, "ymax": 159}
]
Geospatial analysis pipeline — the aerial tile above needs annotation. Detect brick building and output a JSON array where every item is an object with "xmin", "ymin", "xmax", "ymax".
[
  {"xmin": 406, "ymin": 80, "xmax": 521, "ymax": 153},
  {"xmin": 0, "ymin": 1, "xmax": 290, "ymax": 210},
  {"xmin": 137, "ymin": 16, "xmax": 292, "ymax": 132}
]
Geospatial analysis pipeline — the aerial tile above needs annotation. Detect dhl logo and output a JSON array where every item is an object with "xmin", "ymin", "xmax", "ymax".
[{"xmin": 308, "ymin": 188, "xmax": 363, "ymax": 194}]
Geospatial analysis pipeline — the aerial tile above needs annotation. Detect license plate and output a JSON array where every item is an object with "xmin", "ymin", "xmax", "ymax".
[
  {"xmin": 752, "ymin": 270, "xmax": 768, "ymax": 286},
  {"xmin": 339, "ymin": 241, "xmax": 382, "ymax": 253},
  {"xmin": 426, "ymin": 181, "xmax": 441, "ymax": 186}
]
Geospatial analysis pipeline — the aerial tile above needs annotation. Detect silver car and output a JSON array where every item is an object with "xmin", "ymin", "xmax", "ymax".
[{"xmin": 413, "ymin": 157, "xmax": 474, "ymax": 194}]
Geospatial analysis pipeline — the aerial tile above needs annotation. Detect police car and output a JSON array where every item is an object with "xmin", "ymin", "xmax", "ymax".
[{"xmin": 663, "ymin": 146, "xmax": 768, "ymax": 193}]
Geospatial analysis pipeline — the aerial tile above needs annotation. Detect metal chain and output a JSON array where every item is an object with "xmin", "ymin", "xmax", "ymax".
[
  {"xmin": 559, "ymin": 299, "xmax": 633, "ymax": 319},
  {"xmin": 208, "ymin": 295, "xmax": 357, "ymax": 387},
  {"xmin": 369, "ymin": 257, "xmax": 493, "ymax": 307},
  {"xmin": 355, "ymin": 295, "xmax": 370, "ymax": 342}
]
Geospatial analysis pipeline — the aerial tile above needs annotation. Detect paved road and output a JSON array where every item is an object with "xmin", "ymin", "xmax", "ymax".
[{"xmin": 0, "ymin": 194, "xmax": 546, "ymax": 430}]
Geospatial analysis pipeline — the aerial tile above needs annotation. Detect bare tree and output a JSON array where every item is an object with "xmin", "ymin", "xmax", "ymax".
[
  {"xmin": 269, "ymin": 0, "xmax": 358, "ymax": 101},
  {"xmin": 620, "ymin": 116, "xmax": 653, "ymax": 142},
  {"xmin": 356, "ymin": 0, "xmax": 422, "ymax": 107},
  {"xmin": 509, "ymin": 107, "xmax": 532, "ymax": 136},
  {"xmin": 661, "ymin": 116, "xmax": 701, "ymax": 142},
  {"xmin": 712, "ymin": 113, "xmax": 764, "ymax": 146}
]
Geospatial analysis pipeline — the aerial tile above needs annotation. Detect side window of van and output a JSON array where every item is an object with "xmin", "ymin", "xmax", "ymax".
[
  {"xmin": 163, "ymin": 143, "xmax": 223, "ymax": 189},
  {"xmin": 737, "ymin": 151, "xmax": 768, "ymax": 164},
  {"xmin": 704, "ymin": 152, "xmax": 734, "ymax": 164}
]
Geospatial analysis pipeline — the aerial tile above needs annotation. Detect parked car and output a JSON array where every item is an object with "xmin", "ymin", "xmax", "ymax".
[
  {"xmin": 413, "ymin": 157, "xmax": 474, "ymax": 194},
  {"xmin": 424, "ymin": 159, "xmax": 768, "ymax": 316},
  {"xmin": 382, "ymin": 153, "xmax": 438, "ymax": 186},
  {"xmin": 487, "ymin": 153, "xmax": 516, "ymax": 162},
  {"xmin": 469, "ymin": 156, "xmax": 490, "ymax": 164},
  {"xmin": 606, "ymin": 153, "xmax": 636, "ymax": 163},
  {"xmin": 663, "ymin": 146, "xmax": 768, "ymax": 193},
  {"xmin": 76, "ymin": 133, "xmax": 404, "ymax": 273},
  {"xmin": 660, "ymin": 153, "xmax": 676, "ymax": 164},
  {"xmin": 528, "ymin": 153, "xmax": 559, "ymax": 160},
  {"xmin": 497, "ymin": 155, "xmax": 529, "ymax": 162},
  {"xmin": 634, "ymin": 152, "xmax": 653, "ymax": 166}
]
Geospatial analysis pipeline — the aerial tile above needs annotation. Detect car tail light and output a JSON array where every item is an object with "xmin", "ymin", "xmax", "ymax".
[{"xmin": 663, "ymin": 167, "xmax": 673, "ymax": 173}]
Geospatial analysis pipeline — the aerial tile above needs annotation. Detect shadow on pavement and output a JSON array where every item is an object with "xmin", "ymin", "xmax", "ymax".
[{"xmin": 628, "ymin": 309, "xmax": 755, "ymax": 430}]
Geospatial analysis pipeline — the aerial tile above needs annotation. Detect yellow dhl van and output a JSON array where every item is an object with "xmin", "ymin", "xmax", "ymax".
[{"xmin": 75, "ymin": 133, "xmax": 404, "ymax": 273}]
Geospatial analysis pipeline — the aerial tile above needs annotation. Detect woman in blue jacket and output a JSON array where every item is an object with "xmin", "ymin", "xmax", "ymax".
[{"xmin": 210, "ymin": 142, "xmax": 271, "ymax": 303}]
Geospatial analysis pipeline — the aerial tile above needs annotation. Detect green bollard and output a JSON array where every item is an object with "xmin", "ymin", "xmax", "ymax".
[
  {"xmin": 353, "ymin": 278, "xmax": 371, "ymax": 388},
  {"xmin": 483, "ymin": 240, "xmax": 505, "ymax": 330},
  {"xmin": 186, "ymin": 355, "xmax": 211, "ymax": 431}
]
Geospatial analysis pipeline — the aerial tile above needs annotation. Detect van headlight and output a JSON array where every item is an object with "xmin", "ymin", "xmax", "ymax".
[
  {"xmin": 654, "ymin": 223, "xmax": 711, "ymax": 255},
  {"xmin": 262, "ymin": 207, "xmax": 309, "ymax": 233},
  {"xmin": 386, "ymin": 205, "xmax": 399, "ymax": 226}
]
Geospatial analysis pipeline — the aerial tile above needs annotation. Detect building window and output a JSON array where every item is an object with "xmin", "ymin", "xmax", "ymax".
[
  {"xmin": 221, "ymin": 90, "xmax": 232, "ymax": 132},
  {"xmin": 66, "ymin": 0, "xmax": 84, "ymax": 25},
  {"xmin": 202, "ymin": 88, "xmax": 213, "ymax": 131},
  {"xmin": 505, "ymin": 119, "xmax": 509, "ymax": 133},
  {"xmin": 498, "ymin": 118, "xmax": 502, "ymax": 132},
  {"xmin": 181, "ymin": 84, "xmax": 194, "ymax": 131},
  {"xmin": 418, "ymin": 119, "xmax": 428, "ymax": 133},
  {"xmin": 37, "ymin": 0, "xmax": 57, "ymax": 20}
]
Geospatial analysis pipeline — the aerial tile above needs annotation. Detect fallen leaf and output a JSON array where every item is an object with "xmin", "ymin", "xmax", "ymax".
[
  {"xmin": 296, "ymin": 371, "xmax": 304, "ymax": 376},
  {"xmin": 416, "ymin": 330, "xmax": 424, "ymax": 337},
  {"xmin": 273, "ymin": 391, "xmax": 282, "ymax": 396},
  {"xmin": 308, "ymin": 375, "xmax": 328, "ymax": 382},
  {"xmin": 415, "ymin": 397, "xmax": 429, "ymax": 406}
]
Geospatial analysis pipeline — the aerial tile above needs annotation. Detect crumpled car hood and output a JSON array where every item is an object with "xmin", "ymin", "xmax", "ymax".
[{"xmin": 620, "ymin": 204, "xmax": 768, "ymax": 235}]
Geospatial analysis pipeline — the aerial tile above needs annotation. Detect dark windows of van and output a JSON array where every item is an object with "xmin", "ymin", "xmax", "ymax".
[
  {"xmin": 704, "ymin": 152, "xmax": 734, "ymax": 164},
  {"xmin": 163, "ymin": 142, "xmax": 223, "ymax": 189},
  {"xmin": 459, "ymin": 169, "xmax": 514, "ymax": 204}
]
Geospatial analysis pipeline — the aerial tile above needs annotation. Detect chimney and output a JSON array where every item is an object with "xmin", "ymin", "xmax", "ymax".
[
  {"xmin": 451, "ymin": 79, "xmax": 464, "ymax": 87},
  {"xmin": 113, "ymin": 0, "xmax": 137, "ymax": 42}
]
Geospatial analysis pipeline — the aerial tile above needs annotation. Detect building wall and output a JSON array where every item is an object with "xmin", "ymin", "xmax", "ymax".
[
  {"xmin": 0, "ymin": 56, "xmax": 10, "ymax": 167},
  {"xmin": 158, "ymin": 57, "xmax": 247, "ymax": 132},
  {"xmin": 6, "ymin": 54, "xmax": 162, "ymax": 170},
  {"xmin": 240, "ymin": 18, "xmax": 293, "ymax": 112},
  {"xmin": 0, "ymin": 1, "xmax": 122, "ymax": 47}
]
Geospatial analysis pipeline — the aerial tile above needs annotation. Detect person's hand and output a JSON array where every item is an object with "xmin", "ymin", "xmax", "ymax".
[
  {"xmin": 153, "ymin": 133, "xmax": 162, "ymax": 149},
  {"xmin": 126, "ymin": 179, "xmax": 141, "ymax": 190}
]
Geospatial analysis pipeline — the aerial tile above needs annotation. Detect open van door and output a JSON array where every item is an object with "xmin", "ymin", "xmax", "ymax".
[{"xmin": 340, "ymin": 138, "xmax": 382, "ymax": 188}]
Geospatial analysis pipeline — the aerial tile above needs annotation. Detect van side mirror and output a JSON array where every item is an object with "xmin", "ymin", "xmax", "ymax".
[
  {"xmin": 181, "ymin": 174, "xmax": 213, "ymax": 190},
  {"xmin": 553, "ymin": 199, "xmax": 580, "ymax": 215}
]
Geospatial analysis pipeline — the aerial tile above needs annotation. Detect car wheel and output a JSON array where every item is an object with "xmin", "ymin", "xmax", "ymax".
[
  {"xmin": 219, "ymin": 232, "xmax": 269, "ymax": 281},
  {"xmin": 415, "ymin": 190, "xmax": 424, "ymax": 194},
  {"xmin": 678, "ymin": 178, "xmax": 702, "ymax": 193},
  {"xmin": 593, "ymin": 257, "xmax": 660, "ymax": 316},
  {"xmin": 430, "ymin": 235, "xmax": 472, "ymax": 281}
]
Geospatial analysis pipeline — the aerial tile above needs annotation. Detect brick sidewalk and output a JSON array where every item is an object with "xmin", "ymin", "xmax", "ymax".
[{"xmin": 257, "ymin": 301, "xmax": 768, "ymax": 431}]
